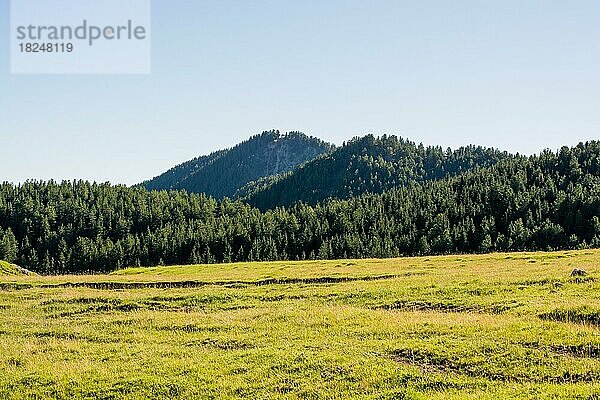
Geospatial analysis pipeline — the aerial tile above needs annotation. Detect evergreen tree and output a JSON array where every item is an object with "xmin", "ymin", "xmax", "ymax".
[{"xmin": 0, "ymin": 228, "xmax": 18, "ymax": 263}]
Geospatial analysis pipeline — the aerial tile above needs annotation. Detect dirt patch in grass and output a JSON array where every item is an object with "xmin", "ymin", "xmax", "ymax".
[
  {"xmin": 35, "ymin": 274, "xmax": 405, "ymax": 291},
  {"xmin": 539, "ymin": 306, "xmax": 600, "ymax": 326},
  {"xmin": 0, "ymin": 283, "xmax": 33, "ymax": 291},
  {"xmin": 187, "ymin": 338, "xmax": 254, "ymax": 350},
  {"xmin": 41, "ymin": 298, "xmax": 143, "ymax": 317},
  {"xmin": 41, "ymin": 294, "xmax": 254, "ymax": 316},
  {"xmin": 376, "ymin": 299, "xmax": 522, "ymax": 314},
  {"xmin": 11, "ymin": 330, "xmax": 134, "ymax": 344},
  {"xmin": 154, "ymin": 324, "xmax": 227, "ymax": 334},
  {"xmin": 513, "ymin": 276, "xmax": 596, "ymax": 288},
  {"xmin": 41, "ymin": 297, "xmax": 118, "ymax": 306},
  {"xmin": 513, "ymin": 278, "xmax": 562, "ymax": 287},
  {"xmin": 88, "ymin": 379, "xmax": 182, "ymax": 399},
  {"xmin": 390, "ymin": 348, "xmax": 598, "ymax": 383},
  {"xmin": 569, "ymin": 276, "xmax": 597, "ymax": 284},
  {"xmin": 391, "ymin": 348, "xmax": 490, "ymax": 378},
  {"xmin": 551, "ymin": 344, "xmax": 600, "ymax": 358},
  {"xmin": 108, "ymin": 319, "xmax": 140, "ymax": 327},
  {"xmin": 520, "ymin": 341, "xmax": 600, "ymax": 358}
]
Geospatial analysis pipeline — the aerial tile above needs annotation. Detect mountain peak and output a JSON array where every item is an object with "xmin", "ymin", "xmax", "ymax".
[{"xmin": 141, "ymin": 131, "xmax": 334, "ymax": 199}]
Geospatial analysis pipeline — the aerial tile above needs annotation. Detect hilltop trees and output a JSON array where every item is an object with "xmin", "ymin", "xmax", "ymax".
[{"xmin": 245, "ymin": 135, "xmax": 512, "ymax": 210}]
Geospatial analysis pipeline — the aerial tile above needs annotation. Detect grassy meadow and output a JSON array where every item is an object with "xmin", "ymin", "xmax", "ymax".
[
  {"xmin": 0, "ymin": 250, "xmax": 599, "ymax": 399},
  {"xmin": 0, "ymin": 261, "xmax": 28, "ymax": 277}
]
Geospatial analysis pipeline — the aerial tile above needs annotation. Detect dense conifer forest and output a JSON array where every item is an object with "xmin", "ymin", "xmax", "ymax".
[
  {"xmin": 245, "ymin": 135, "xmax": 514, "ymax": 209},
  {"xmin": 1, "ymin": 137, "xmax": 598, "ymax": 274},
  {"xmin": 142, "ymin": 131, "xmax": 333, "ymax": 199}
]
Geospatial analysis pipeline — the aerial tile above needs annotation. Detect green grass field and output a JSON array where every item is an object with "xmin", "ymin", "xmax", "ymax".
[{"xmin": 1, "ymin": 250, "xmax": 599, "ymax": 399}]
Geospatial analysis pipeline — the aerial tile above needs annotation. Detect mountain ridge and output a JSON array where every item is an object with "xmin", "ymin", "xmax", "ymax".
[
  {"xmin": 144, "ymin": 132, "xmax": 515, "ymax": 210},
  {"xmin": 244, "ymin": 135, "xmax": 514, "ymax": 210},
  {"xmin": 141, "ymin": 130, "xmax": 334, "ymax": 199}
]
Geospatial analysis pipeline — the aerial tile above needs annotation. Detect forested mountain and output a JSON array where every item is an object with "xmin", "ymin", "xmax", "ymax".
[
  {"xmin": 245, "ymin": 135, "xmax": 513, "ymax": 210},
  {"xmin": 1, "ymin": 141, "xmax": 598, "ymax": 274},
  {"xmin": 141, "ymin": 131, "xmax": 333, "ymax": 199},
  {"xmin": 140, "ymin": 150, "xmax": 227, "ymax": 193}
]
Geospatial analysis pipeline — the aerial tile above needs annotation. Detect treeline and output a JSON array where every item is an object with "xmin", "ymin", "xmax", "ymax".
[
  {"xmin": 0, "ymin": 141, "xmax": 599, "ymax": 274},
  {"xmin": 246, "ymin": 135, "xmax": 513, "ymax": 209}
]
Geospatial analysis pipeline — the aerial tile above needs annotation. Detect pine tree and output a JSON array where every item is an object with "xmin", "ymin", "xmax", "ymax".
[{"xmin": 0, "ymin": 228, "xmax": 18, "ymax": 263}]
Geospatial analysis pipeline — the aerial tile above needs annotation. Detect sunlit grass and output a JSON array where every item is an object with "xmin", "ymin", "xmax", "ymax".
[
  {"xmin": 0, "ymin": 260, "xmax": 23, "ymax": 276},
  {"xmin": 1, "ymin": 250, "xmax": 599, "ymax": 399}
]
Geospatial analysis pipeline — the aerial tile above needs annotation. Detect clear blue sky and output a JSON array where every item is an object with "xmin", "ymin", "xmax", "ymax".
[{"xmin": 1, "ymin": 0, "xmax": 599, "ymax": 185}]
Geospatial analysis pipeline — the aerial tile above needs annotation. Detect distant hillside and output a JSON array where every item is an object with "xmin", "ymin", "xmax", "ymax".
[
  {"xmin": 245, "ymin": 135, "xmax": 513, "ymax": 210},
  {"xmin": 141, "ymin": 131, "xmax": 333, "ymax": 199},
  {"xmin": 141, "ymin": 150, "xmax": 227, "ymax": 193}
]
